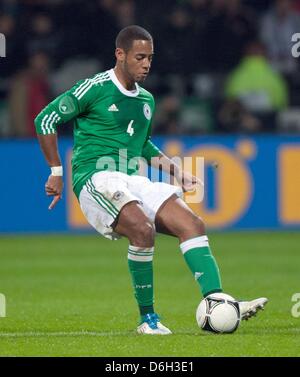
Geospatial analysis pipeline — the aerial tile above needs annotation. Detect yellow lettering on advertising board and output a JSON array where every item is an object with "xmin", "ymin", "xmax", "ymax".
[{"xmin": 279, "ymin": 146, "xmax": 300, "ymax": 224}]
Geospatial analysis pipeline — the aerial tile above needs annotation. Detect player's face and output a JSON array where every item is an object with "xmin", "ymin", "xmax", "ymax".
[{"xmin": 123, "ymin": 40, "xmax": 154, "ymax": 83}]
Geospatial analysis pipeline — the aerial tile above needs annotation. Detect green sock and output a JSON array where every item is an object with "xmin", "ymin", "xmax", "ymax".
[
  {"xmin": 180, "ymin": 236, "xmax": 222, "ymax": 297},
  {"xmin": 128, "ymin": 245, "xmax": 154, "ymax": 317}
]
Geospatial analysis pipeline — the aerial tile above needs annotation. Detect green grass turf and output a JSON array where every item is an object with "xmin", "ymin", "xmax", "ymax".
[{"xmin": 0, "ymin": 232, "xmax": 299, "ymax": 357}]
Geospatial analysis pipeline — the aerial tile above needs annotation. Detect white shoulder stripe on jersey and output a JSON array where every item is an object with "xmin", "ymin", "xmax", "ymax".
[
  {"xmin": 44, "ymin": 111, "xmax": 56, "ymax": 134},
  {"xmin": 48, "ymin": 113, "xmax": 61, "ymax": 134},
  {"xmin": 93, "ymin": 72, "xmax": 109, "ymax": 81},
  {"xmin": 42, "ymin": 111, "xmax": 61, "ymax": 134},
  {"xmin": 74, "ymin": 79, "xmax": 93, "ymax": 98},
  {"xmin": 46, "ymin": 112, "xmax": 56, "ymax": 134},
  {"xmin": 73, "ymin": 78, "xmax": 89, "ymax": 97},
  {"xmin": 76, "ymin": 76, "xmax": 111, "ymax": 100},
  {"xmin": 74, "ymin": 73, "xmax": 110, "ymax": 99},
  {"xmin": 73, "ymin": 72, "xmax": 109, "ymax": 98},
  {"xmin": 40, "ymin": 114, "xmax": 49, "ymax": 134}
]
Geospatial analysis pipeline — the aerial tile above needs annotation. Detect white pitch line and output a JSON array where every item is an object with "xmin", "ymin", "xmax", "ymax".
[
  {"xmin": 0, "ymin": 330, "xmax": 199, "ymax": 338},
  {"xmin": 0, "ymin": 331, "xmax": 131, "ymax": 338}
]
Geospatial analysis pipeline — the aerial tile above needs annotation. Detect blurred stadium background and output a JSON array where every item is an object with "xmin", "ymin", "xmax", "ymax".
[{"xmin": 0, "ymin": 0, "xmax": 300, "ymax": 357}]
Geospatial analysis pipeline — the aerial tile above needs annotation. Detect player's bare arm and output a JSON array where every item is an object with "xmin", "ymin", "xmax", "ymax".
[
  {"xmin": 37, "ymin": 134, "xmax": 64, "ymax": 210},
  {"xmin": 150, "ymin": 152, "xmax": 203, "ymax": 192}
]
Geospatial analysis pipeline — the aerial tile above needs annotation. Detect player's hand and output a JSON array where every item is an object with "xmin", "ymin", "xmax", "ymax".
[
  {"xmin": 45, "ymin": 175, "xmax": 64, "ymax": 210},
  {"xmin": 179, "ymin": 171, "xmax": 204, "ymax": 193}
]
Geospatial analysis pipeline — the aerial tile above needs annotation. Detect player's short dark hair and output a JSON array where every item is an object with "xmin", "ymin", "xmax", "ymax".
[{"xmin": 115, "ymin": 25, "xmax": 153, "ymax": 52}]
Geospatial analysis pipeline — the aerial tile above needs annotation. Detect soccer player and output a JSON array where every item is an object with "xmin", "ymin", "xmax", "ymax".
[{"xmin": 35, "ymin": 25, "xmax": 267, "ymax": 335}]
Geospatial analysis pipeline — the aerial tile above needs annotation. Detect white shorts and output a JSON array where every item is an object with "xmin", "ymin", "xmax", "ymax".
[{"xmin": 79, "ymin": 171, "xmax": 183, "ymax": 240}]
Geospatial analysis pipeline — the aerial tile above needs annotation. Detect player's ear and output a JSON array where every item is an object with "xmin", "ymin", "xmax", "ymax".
[{"xmin": 115, "ymin": 47, "xmax": 126, "ymax": 63}]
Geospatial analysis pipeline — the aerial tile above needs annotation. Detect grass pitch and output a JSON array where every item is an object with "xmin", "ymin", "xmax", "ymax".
[{"xmin": 0, "ymin": 232, "xmax": 299, "ymax": 357}]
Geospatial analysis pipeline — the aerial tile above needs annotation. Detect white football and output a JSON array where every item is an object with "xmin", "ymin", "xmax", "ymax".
[{"xmin": 196, "ymin": 293, "xmax": 240, "ymax": 333}]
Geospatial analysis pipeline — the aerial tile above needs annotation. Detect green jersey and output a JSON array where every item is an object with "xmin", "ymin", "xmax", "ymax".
[{"xmin": 35, "ymin": 69, "xmax": 161, "ymax": 198}]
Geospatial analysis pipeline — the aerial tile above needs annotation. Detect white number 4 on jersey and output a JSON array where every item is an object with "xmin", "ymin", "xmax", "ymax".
[{"xmin": 127, "ymin": 120, "xmax": 134, "ymax": 136}]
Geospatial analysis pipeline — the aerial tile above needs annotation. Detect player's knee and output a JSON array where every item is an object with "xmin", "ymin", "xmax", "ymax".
[
  {"xmin": 192, "ymin": 215, "xmax": 206, "ymax": 235},
  {"xmin": 130, "ymin": 220, "xmax": 155, "ymax": 246},
  {"xmin": 178, "ymin": 214, "xmax": 206, "ymax": 241}
]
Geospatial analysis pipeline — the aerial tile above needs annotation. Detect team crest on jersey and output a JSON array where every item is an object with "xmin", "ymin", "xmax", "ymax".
[
  {"xmin": 59, "ymin": 96, "xmax": 76, "ymax": 114},
  {"xmin": 143, "ymin": 103, "xmax": 151, "ymax": 120}
]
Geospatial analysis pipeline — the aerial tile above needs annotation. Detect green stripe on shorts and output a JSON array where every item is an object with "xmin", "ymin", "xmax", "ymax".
[
  {"xmin": 86, "ymin": 180, "xmax": 118, "ymax": 218},
  {"xmin": 88, "ymin": 179, "xmax": 119, "ymax": 216}
]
